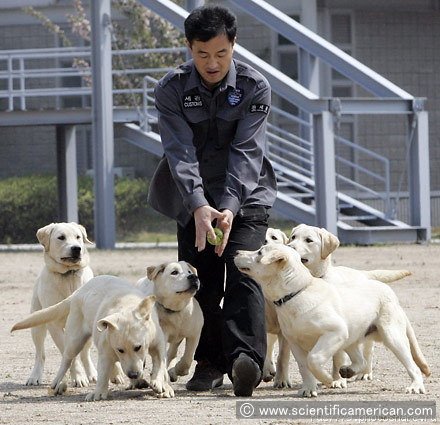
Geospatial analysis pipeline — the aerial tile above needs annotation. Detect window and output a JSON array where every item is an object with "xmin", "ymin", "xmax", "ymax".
[
  {"xmin": 273, "ymin": 15, "xmax": 300, "ymax": 117},
  {"xmin": 330, "ymin": 14, "xmax": 354, "ymax": 98}
]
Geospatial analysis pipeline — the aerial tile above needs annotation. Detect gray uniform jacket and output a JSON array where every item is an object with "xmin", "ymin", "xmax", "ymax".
[{"xmin": 148, "ymin": 59, "xmax": 277, "ymax": 227}]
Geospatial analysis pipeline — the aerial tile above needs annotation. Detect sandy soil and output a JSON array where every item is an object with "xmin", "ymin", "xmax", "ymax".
[{"xmin": 0, "ymin": 244, "xmax": 438, "ymax": 424}]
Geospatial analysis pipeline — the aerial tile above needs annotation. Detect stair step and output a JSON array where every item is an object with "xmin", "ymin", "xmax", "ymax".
[
  {"xmin": 338, "ymin": 225, "xmax": 426, "ymax": 245},
  {"xmin": 339, "ymin": 215, "xmax": 376, "ymax": 221},
  {"xmin": 278, "ymin": 191, "xmax": 314, "ymax": 199}
]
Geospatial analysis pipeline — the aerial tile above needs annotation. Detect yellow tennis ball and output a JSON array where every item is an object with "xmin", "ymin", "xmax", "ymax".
[{"xmin": 207, "ymin": 227, "xmax": 223, "ymax": 246}]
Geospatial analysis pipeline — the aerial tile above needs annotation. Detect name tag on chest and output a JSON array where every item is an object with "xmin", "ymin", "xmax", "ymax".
[{"xmin": 183, "ymin": 95, "xmax": 203, "ymax": 108}]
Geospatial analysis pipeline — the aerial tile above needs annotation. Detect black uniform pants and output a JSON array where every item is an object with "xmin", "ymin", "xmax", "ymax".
[{"xmin": 177, "ymin": 206, "xmax": 269, "ymax": 377}]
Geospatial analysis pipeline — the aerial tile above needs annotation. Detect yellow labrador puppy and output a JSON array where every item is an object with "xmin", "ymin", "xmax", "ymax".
[
  {"xmin": 288, "ymin": 224, "xmax": 411, "ymax": 284},
  {"xmin": 289, "ymin": 223, "xmax": 411, "ymax": 380},
  {"xmin": 26, "ymin": 222, "xmax": 95, "ymax": 387},
  {"xmin": 262, "ymin": 228, "xmax": 291, "ymax": 388},
  {"xmin": 12, "ymin": 275, "xmax": 173, "ymax": 401},
  {"xmin": 136, "ymin": 261, "xmax": 203, "ymax": 382},
  {"xmin": 234, "ymin": 244, "xmax": 430, "ymax": 397},
  {"xmin": 265, "ymin": 227, "xmax": 289, "ymax": 245}
]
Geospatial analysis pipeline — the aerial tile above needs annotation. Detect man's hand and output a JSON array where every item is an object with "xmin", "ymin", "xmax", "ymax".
[
  {"xmin": 193, "ymin": 205, "xmax": 225, "ymax": 252},
  {"xmin": 214, "ymin": 209, "xmax": 234, "ymax": 257}
]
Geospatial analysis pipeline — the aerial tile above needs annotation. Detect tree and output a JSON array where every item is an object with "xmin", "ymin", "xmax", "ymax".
[{"xmin": 23, "ymin": 0, "xmax": 186, "ymax": 106}]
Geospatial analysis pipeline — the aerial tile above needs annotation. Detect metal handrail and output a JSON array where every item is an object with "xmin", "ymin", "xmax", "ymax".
[
  {"xmin": 0, "ymin": 45, "xmax": 394, "ymax": 224},
  {"xmin": 0, "ymin": 46, "xmax": 186, "ymax": 111},
  {"xmin": 334, "ymin": 134, "xmax": 391, "ymax": 214},
  {"xmin": 267, "ymin": 108, "xmax": 392, "ymax": 211}
]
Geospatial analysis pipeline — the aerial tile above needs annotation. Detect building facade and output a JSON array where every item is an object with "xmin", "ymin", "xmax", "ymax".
[{"xmin": 0, "ymin": 0, "xmax": 439, "ymax": 225}]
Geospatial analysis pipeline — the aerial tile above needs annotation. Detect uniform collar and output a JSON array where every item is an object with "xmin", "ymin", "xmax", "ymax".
[{"xmin": 184, "ymin": 59, "xmax": 237, "ymax": 93}]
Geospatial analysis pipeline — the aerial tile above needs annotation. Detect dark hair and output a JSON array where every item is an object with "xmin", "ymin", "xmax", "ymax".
[{"xmin": 184, "ymin": 5, "xmax": 237, "ymax": 45}]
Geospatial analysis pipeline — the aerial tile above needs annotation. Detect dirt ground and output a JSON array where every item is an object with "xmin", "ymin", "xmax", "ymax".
[{"xmin": 0, "ymin": 243, "xmax": 439, "ymax": 424}]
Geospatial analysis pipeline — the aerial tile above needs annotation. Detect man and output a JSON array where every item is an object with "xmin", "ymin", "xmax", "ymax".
[{"xmin": 148, "ymin": 5, "xmax": 277, "ymax": 397}]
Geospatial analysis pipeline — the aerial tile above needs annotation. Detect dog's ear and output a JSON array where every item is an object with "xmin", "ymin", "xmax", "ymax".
[
  {"xmin": 289, "ymin": 225, "xmax": 300, "ymax": 241},
  {"xmin": 74, "ymin": 223, "xmax": 93, "ymax": 245},
  {"xmin": 319, "ymin": 228, "xmax": 340, "ymax": 259},
  {"xmin": 289, "ymin": 224, "xmax": 305, "ymax": 242},
  {"xmin": 260, "ymin": 249, "xmax": 289, "ymax": 266},
  {"xmin": 136, "ymin": 295, "xmax": 156, "ymax": 320},
  {"xmin": 281, "ymin": 231, "xmax": 289, "ymax": 244},
  {"xmin": 147, "ymin": 264, "xmax": 165, "ymax": 281},
  {"xmin": 97, "ymin": 314, "xmax": 120, "ymax": 332},
  {"xmin": 187, "ymin": 263, "xmax": 198, "ymax": 276},
  {"xmin": 36, "ymin": 223, "xmax": 56, "ymax": 251}
]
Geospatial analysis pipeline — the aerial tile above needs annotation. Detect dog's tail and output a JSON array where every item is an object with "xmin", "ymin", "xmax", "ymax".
[
  {"xmin": 364, "ymin": 269, "xmax": 411, "ymax": 283},
  {"xmin": 406, "ymin": 316, "xmax": 431, "ymax": 377},
  {"xmin": 11, "ymin": 297, "xmax": 72, "ymax": 332}
]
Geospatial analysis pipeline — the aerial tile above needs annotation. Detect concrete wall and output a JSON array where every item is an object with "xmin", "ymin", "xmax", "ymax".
[
  {"xmin": 0, "ymin": 0, "xmax": 439, "ymax": 224},
  {"xmin": 354, "ymin": 9, "xmax": 440, "ymax": 192}
]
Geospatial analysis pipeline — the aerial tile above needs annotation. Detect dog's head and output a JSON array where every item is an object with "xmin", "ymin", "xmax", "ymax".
[
  {"xmin": 288, "ymin": 224, "xmax": 339, "ymax": 275},
  {"xmin": 235, "ymin": 244, "xmax": 309, "ymax": 302},
  {"xmin": 37, "ymin": 222, "xmax": 92, "ymax": 271},
  {"xmin": 97, "ymin": 295, "xmax": 156, "ymax": 380},
  {"xmin": 265, "ymin": 227, "xmax": 288, "ymax": 245},
  {"xmin": 146, "ymin": 261, "xmax": 199, "ymax": 311}
]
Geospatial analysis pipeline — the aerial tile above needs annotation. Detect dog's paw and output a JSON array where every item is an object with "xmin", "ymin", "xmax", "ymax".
[
  {"xmin": 110, "ymin": 374, "xmax": 125, "ymax": 385},
  {"xmin": 262, "ymin": 362, "xmax": 276, "ymax": 382},
  {"xmin": 85, "ymin": 390, "xmax": 109, "ymax": 401},
  {"xmin": 50, "ymin": 381, "xmax": 68, "ymax": 396},
  {"xmin": 83, "ymin": 362, "xmax": 98, "ymax": 384},
  {"xmin": 150, "ymin": 377, "xmax": 174, "ymax": 396},
  {"xmin": 87, "ymin": 372, "xmax": 98, "ymax": 384},
  {"xmin": 72, "ymin": 374, "xmax": 89, "ymax": 388},
  {"xmin": 356, "ymin": 372, "xmax": 373, "ymax": 381},
  {"xmin": 149, "ymin": 378, "xmax": 164, "ymax": 394},
  {"xmin": 88, "ymin": 375, "xmax": 98, "ymax": 384},
  {"xmin": 405, "ymin": 382, "xmax": 426, "ymax": 394},
  {"xmin": 112, "ymin": 376, "xmax": 125, "ymax": 385},
  {"xmin": 273, "ymin": 375, "xmax": 292, "ymax": 388},
  {"xmin": 109, "ymin": 363, "xmax": 125, "ymax": 385},
  {"xmin": 171, "ymin": 361, "xmax": 190, "ymax": 380},
  {"xmin": 330, "ymin": 378, "xmax": 347, "ymax": 389},
  {"xmin": 154, "ymin": 382, "xmax": 175, "ymax": 398},
  {"xmin": 26, "ymin": 376, "xmax": 42, "ymax": 386},
  {"xmin": 298, "ymin": 385, "xmax": 318, "ymax": 397},
  {"xmin": 262, "ymin": 372, "xmax": 275, "ymax": 382}
]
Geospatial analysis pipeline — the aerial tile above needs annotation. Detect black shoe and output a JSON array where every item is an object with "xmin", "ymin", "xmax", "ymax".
[
  {"xmin": 232, "ymin": 353, "xmax": 261, "ymax": 397},
  {"xmin": 186, "ymin": 361, "xmax": 224, "ymax": 391}
]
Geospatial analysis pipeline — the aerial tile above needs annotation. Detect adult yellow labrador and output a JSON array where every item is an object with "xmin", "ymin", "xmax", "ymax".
[{"xmin": 234, "ymin": 243, "xmax": 430, "ymax": 397}]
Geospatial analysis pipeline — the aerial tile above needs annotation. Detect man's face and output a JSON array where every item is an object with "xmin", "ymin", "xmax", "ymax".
[{"xmin": 188, "ymin": 33, "xmax": 235, "ymax": 89}]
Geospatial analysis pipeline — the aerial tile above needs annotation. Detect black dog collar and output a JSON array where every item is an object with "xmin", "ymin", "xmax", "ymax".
[
  {"xmin": 156, "ymin": 302, "xmax": 180, "ymax": 314},
  {"xmin": 273, "ymin": 288, "xmax": 305, "ymax": 307}
]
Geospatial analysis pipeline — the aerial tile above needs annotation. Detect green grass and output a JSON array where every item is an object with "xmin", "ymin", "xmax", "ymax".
[{"xmin": 121, "ymin": 230, "xmax": 177, "ymax": 243}]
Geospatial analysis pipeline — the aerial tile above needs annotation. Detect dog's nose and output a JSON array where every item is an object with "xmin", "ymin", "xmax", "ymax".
[
  {"xmin": 188, "ymin": 274, "xmax": 200, "ymax": 289},
  {"xmin": 71, "ymin": 246, "xmax": 81, "ymax": 257},
  {"xmin": 127, "ymin": 371, "xmax": 141, "ymax": 379}
]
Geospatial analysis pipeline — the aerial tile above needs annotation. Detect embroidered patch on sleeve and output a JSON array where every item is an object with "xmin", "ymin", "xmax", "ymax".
[{"xmin": 249, "ymin": 103, "xmax": 270, "ymax": 114}]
